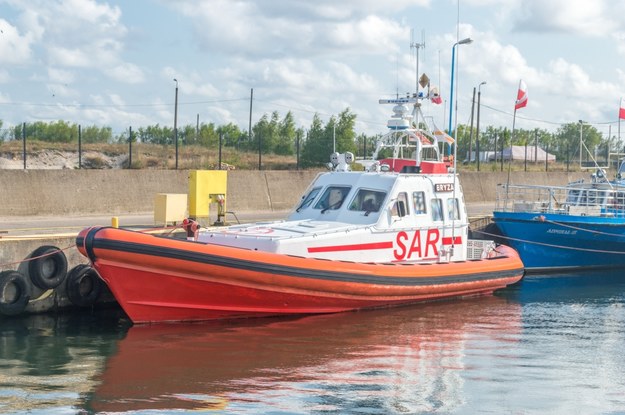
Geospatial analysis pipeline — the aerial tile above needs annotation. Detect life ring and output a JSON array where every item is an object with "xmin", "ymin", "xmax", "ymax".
[
  {"xmin": 66, "ymin": 265, "xmax": 103, "ymax": 307},
  {"xmin": 28, "ymin": 245, "xmax": 68, "ymax": 290},
  {"xmin": 0, "ymin": 270, "xmax": 32, "ymax": 316}
]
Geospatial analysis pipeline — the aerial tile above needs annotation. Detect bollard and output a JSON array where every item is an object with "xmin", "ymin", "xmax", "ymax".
[{"xmin": 111, "ymin": 217, "xmax": 119, "ymax": 228}]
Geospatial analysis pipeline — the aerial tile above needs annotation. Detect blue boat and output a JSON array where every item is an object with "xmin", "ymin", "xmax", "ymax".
[{"xmin": 492, "ymin": 166, "xmax": 625, "ymax": 272}]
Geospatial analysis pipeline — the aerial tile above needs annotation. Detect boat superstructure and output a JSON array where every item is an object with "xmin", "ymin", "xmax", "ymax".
[{"xmin": 201, "ymin": 97, "xmax": 475, "ymax": 264}]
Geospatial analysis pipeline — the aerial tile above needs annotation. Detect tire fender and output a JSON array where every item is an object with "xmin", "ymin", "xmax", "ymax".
[
  {"xmin": 0, "ymin": 270, "xmax": 32, "ymax": 316},
  {"xmin": 66, "ymin": 265, "xmax": 103, "ymax": 307},
  {"xmin": 28, "ymin": 245, "xmax": 68, "ymax": 290}
]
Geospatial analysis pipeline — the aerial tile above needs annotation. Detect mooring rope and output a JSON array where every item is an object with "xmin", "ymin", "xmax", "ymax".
[
  {"xmin": 0, "ymin": 244, "xmax": 76, "ymax": 268},
  {"xmin": 474, "ymin": 227, "xmax": 625, "ymax": 255},
  {"xmin": 0, "ymin": 222, "xmax": 182, "ymax": 269},
  {"xmin": 536, "ymin": 216, "xmax": 625, "ymax": 238}
]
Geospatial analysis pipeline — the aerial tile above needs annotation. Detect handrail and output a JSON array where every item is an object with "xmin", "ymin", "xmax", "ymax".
[{"xmin": 495, "ymin": 182, "xmax": 625, "ymax": 217}]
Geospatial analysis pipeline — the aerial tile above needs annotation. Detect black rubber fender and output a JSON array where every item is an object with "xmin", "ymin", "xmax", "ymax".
[
  {"xmin": 0, "ymin": 270, "xmax": 32, "ymax": 316},
  {"xmin": 66, "ymin": 265, "xmax": 103, "ymax": 307},
  {"xmin": 28, "ymin": 245, "xmax": 68, "ymax": 290}
]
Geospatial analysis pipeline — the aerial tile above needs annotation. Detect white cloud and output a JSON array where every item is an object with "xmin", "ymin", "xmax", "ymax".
[
  {"xmin": 176, "ymin": 0, "xmax": 408, "ymax": 59},
  {"xmin": 106, "ymin": 63, "xmax": 145, "ymax": 84},
  {"xmin": 3, "ymin": 0, "xmax": 139, "ymax": 79},
  {"xmin": 47, "ymin": 68, "xmax": 74, "ymax": 84},
  {"xmin": 0, "ymin": 0, "xmax": 623, "ymax": 136},
  {"xmin": 0, "ymin": 18, "xmax": 34, "ymax": 64},
  {"xmin": 512, "ymin": 0, "xmax": 621, "ymax": 36}
]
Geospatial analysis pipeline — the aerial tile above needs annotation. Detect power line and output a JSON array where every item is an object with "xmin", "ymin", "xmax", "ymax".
[
  {"xmin": 479, "ymin": 103, "xmax": 623, "ymax": 129},
  {"xmin": 0, "ymin": 97, "xmax": 249, "ymax": 109}
]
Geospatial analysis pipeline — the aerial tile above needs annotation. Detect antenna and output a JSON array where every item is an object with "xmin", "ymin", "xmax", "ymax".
[
  {"xmin": 410, "ymin": 30, "xmax": 426, "ymax": 130},
  {"xmin": 410, "ymin": 29, "xmax": 426, "ymax": 98}
]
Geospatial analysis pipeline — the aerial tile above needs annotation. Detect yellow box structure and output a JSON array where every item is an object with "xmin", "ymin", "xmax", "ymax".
[
  {"xmin": 154, "ymin": 193, "xmax": 188, "ymax": 225},
  {"xmin": 188, "ymin": 170, "xmax": 228, "ymax": 221}
]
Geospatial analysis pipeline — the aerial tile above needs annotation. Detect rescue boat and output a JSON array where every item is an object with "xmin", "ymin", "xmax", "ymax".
[{"xmin": 76, "ymin": 94, "xmax": 524, "ymax": 324}]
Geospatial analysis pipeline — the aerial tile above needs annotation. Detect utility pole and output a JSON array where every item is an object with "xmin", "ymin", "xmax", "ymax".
[
  {"xmin": 248, "ymin": 88, "xmax": 253, "ymax": 142},
  {"xmin": 173, "ymin": 78, "xmax": 179, "ymax": 169},
  {"xmin": 476, "ymin": 83, "xmax": 485, "ymax": 171},
  {"xmin": 468, "ymin": 87, "xmax": 476, "ymax": 163}
]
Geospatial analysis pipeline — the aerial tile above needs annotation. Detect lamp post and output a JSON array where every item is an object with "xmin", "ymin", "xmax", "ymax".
[
  {"xmin": 173, "ymin": 78, "xmax": 179, "ymax": 169},
  {"xmin": 447, "ymin": 37, "xmax": 473, "ymax": 141},
  {"xmin": 579, "ymin": 120, "xmax": 584, "ymax": 169},
  {"xmin": 476, "ymin": 81, "xmax": 486, "ymax": 171}
]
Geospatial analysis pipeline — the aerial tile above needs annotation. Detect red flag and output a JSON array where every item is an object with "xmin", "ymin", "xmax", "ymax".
[
  {"xmin": 620, "ymin": 98, "xmax": 625, "ymax": 120},
  {"xmin": 514, "ymin": 80, "xmax": 528, "ymax": 110},
  {"xmin": 429, "ymin": 86, "xmax": 443, "ymax": 105}
]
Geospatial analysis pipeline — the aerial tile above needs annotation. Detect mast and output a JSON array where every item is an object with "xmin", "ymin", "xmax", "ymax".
[{"xmin": 410, "ymin": 30, "xmax": 425, "ymax": 129}]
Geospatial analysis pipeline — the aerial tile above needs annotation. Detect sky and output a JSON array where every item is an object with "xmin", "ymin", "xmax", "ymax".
[{"xmin": 0, "ymin": 0, "xmax": 624, "ymax": 140}]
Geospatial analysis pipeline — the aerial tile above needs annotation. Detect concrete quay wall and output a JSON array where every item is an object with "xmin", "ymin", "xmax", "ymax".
[{"xmin": 0, "ymin": 169, "xmax": 586, "ymax": 217}]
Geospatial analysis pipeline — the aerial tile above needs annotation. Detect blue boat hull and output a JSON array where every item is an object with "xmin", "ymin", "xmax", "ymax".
[{"xmin": 492, "ymin": 211, "xmax": 625, "ymax": 272}]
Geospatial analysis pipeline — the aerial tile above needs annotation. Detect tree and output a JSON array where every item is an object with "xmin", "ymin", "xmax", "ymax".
[
  {"xmin": 275, "ymin": 111, "xmax": 297, "ymax": 155},
  {"xmin": 334, "ymin": 108, "xmax": 357, "ymax": 155},
  {"xmin": 81, "ymin": 125, "xmax": 113, "ymax": 143},
  {"xmin": 217, "ymin": 123, "xmax": 246, "ymax": 148},
  {"xmin": 251, "ymin": 113, "xmax": 275, "ymax": 153},
  {"xmin": 556, "ymin": 122, "xmax": 602, "ymax": 164},
  {"xmin": 300, "ymin": 108, "xmax": 358, "ymax": 167},
  {"xmin": 136, "ymin": 124, "xmax": 173, "ymax": 145},
  {"xmin": 300, "ymin": 114, "xmax": 326, "ymax": 167}
]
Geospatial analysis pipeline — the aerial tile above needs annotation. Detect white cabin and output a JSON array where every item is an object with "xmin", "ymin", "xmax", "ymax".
[{"xmin": 197, "ymin": 96, "xmax": 489, "ymax": 263}]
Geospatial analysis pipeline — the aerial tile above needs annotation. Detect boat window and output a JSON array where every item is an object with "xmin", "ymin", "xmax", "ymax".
[
  {"xmin": 614, "ymin": 192, "xmax": 625, "ymax": 208},
  {"xmin": 314, "ymin": 186, "xmax": 351, "ymax": 211},
  {"xmin": 447, "ymin": 198, "xmax": 460, "ymax": 220},
  {"xmin": 348, "ymin": 189, "xmax": 386, "ymax": 213},
  {"xmin": 391, "ymin": 192, "xmax": 410, "ymax": 216},
  {"xmin": 413, "ymin": 191, "xmax": 427, "ymax": 214},
  {"xmin": 431, "ymin": 198, "xmax": 443, "ymax": 221},
  {"xmin": 583, "ymin": 190, "xmax": 601, "ymax": 206},
  {"xmin": 296, "ymin": 187, "xmax": 321, "ymax": 212},
  {"xmin": 566, "ymin": 189, "xmax": 580, "ymax": 205}
]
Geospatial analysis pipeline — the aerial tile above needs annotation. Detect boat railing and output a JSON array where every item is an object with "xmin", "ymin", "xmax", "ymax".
[{"xmin": 496, "ymin": 183, "xmax": 625, "ymax": 217}]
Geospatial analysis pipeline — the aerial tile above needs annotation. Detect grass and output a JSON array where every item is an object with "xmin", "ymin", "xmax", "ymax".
[
  {"xmin": 0, "ymin": 140, "xmax": 303, "ymax": 170},
  {"xmin": 0, "ymin": 139, "xmax": 588, "ymax": 172}
]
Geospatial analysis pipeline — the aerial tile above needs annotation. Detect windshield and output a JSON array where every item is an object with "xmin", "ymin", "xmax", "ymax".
[
  {"xmin": 348, "ymin": 189, "xmax": 386, "ymax": 213},
  {"xmin": 314, "ymin": 186, "xmax": 351, "ymax": 211},
  {"xmin": 296, "ymin": 187, "xmax": 321, "ymax": 211}
]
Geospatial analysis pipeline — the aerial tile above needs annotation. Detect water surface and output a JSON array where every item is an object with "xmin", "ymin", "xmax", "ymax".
[{"xmin": 1, "ymin": 270, "xmax": 625, "ymax": 414}]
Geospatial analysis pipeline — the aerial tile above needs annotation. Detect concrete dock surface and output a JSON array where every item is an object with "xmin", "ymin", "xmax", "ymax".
[{"xmin": 0, "ymin": 202, "xmax": 496, "ymax": 238}]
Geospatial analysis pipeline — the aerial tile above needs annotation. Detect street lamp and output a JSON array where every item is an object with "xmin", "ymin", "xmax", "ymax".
[
  {"xmin": 476, "ymin": 81, "xmax": 486, "ymax": 171},
  {"xmin": 579, "ymin": 120, "xmax": 584, "ymax": 169},
  {"xmin": 173, "ymin": 78, "xmax": 179, "ymax": 169},
  {"xmin": 447, "ymin": 37, "xmax": 473, "ymax": 141}
]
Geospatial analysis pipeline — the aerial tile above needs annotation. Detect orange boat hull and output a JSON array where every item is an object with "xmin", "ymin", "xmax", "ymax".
[{"xmin": 76, "ymin": 226, "xmax": 524, "ymax": 323}]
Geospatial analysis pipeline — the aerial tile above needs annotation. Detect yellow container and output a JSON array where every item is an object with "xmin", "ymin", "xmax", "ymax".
[{"xmin": 154, "ymin": 193, "xmax": 188, "ymax": 225}]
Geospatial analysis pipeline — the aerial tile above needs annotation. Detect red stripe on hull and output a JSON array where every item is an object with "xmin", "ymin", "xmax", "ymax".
[
  {"xmin": 307, "ymin": 241, "xmax": 393, "ymax": 253},
  {"xmin": 442, "ymin": 236, "xmax": 462, "ymax": 245}
]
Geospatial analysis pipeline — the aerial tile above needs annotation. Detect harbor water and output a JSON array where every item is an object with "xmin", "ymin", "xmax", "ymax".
[{"xmin": 1, "ymin": 270, "xmax": 625, "ymax": 414}]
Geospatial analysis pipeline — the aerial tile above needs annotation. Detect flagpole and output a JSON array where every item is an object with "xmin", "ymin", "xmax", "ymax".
[
  {"xmin": 507, "ymin": 107, "xmax": 517, "ymax": 193},
  {"xmin": 506, "ymin": 79, "xmax": 525, "ymax": 202},
  {"xmin": 616, "ymin": 97, "xmax": 625, "ymax": 177}
]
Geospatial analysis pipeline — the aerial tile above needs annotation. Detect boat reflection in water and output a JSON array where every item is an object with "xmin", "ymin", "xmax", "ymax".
[
  {"xmin": 3, "ymin": 269, "xmax": 625, "ymax": 414},
  {"xmin": 86, "ymin": 296, "xmax": 521, "ymax": 414},
  {"xmin": 503, "ymin": 267, "xmax": 625, "ymax": 303},
  {"xmin": 0, "ymin": 309, "xmax": 126, "ymax": 413}
]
